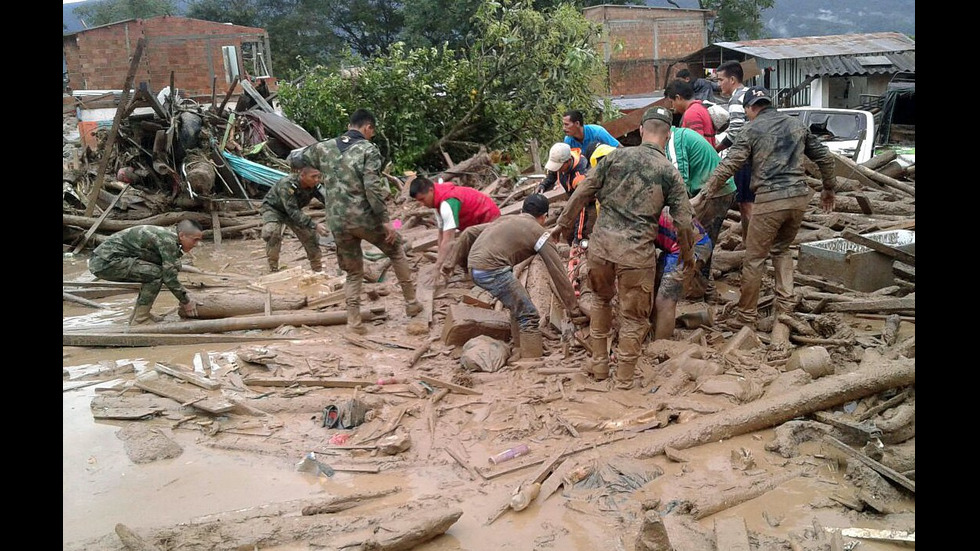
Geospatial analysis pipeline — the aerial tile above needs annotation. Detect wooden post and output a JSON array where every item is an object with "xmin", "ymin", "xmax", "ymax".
[
  {"xmin": 73, "ymin": 184, "xmax": 130, "ymax": 253},
  {"xmin": 83, "ymin": 38, "xmax": 146, "ymax": 217}
]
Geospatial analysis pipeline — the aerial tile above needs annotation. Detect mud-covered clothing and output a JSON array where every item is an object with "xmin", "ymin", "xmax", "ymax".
[
  {"xmin": 431, "ymin": 181, "xmax": 500, "ymax": 232},
  {"xmin": 680, "ymin": 101, "xmax": 717, "ymax": 147},
  {"xmin": 556, "ymin": 142, "xmax": 695, "ymax": 270},
  {"xmin": 302, "ymin": 129, "xmax": 416, "ymax": 311},
  {"xmin": 656, "ymin": 214, "xmax": 712, "ymax": 302},
  {"xmin": 718, "ymin": 85, "xmax": 748, "ymax": 150},
  {"xmin": 738, "ymin": 209, "xmax": 802, "ymax": 325},
  {"xmin": 538, "ymin": 150, "xmax": 595, "ymax": 244},
  {"xmin": 449, "ymin": 214, "xmax": 578, "ymax": 317},
  {"xmin": 302, "ymin": 129, "xmax": 389, "ymax": 233},
  {"xmin": 691, "ymin": 78, "xmax": 721, "ymax": 102},
  {"xmin": 564, "ymin": 124, "xmax": 621, "ymax": 152},
  {"xmin": 701, "ymin": 106, "xmax": 836, "ymax": 215},
  {"xmin": 260, "ymin": 173, "xmax": 323, "ymax": 231},
  {"xmin": 88, "ymin": 225, "xmax": 189, "ymax": 307}
]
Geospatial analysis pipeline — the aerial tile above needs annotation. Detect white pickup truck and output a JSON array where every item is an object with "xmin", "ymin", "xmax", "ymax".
[{"xmin": 716, "ymin": 107, "xmax": 877, "ymax": 164}]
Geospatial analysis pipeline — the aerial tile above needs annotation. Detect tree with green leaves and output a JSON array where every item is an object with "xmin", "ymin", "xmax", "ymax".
[
  {"xmin": 666, "ymin": 0, "xmax": 774, "ymax": 42},
  {"xmin": 73, "ymin": 0, "xmax": 178, "ymax": 28},
  {"xmin": 278, "ymin": 0, "xmax": 616, "ymax": 174}
]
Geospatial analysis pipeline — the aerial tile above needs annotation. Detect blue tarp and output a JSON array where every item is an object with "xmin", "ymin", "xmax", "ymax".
[{"xmin": 221, "ymin": 151, "xmax": 287, "ymax": 189}]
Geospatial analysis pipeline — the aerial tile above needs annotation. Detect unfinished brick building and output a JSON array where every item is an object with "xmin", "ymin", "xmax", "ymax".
[
  {"xmin": 584, "ymin": 5, "xmax": 712, "ymax": 98},
  {"xmin": 62, "ymin": 15, "xmax": 274, "ymax": 99}
]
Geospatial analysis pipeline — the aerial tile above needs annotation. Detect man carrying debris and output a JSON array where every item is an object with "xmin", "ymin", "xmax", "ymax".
[
  {"xmin": 303, "ymin": 108, "xmax": 423, "ymax": 334},
  {"xmin": 409, "ymin": 175, "xmax": 501, "ymax": 285},
  {"xmin": 260, "ymin": 154, "xmax": 328, "ymax": 273},
  {"xmin": 693, "ymin": 87, "xmax": 837, "ymax": 331},
  {"xmin": 88, "ymin": 220, "xmax": 204, "ymax": 325},
  {"xmin": 444, "ymin": 194, "xmax": 585, "ymax": 360},
  {"xmin": 554, "ymin": 106, "xmax": 696, "ymax": 389}
]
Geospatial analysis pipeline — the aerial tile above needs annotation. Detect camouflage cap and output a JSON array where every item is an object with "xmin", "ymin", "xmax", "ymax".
[{"xmin": 641, "ymin": 106, "xmax": 673, "ymax": 125}]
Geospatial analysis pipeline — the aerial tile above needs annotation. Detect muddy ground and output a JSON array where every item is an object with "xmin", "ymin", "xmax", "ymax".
[{"xmin": 63, "ymin": 227, "xmax": 915, "ymax": 551}]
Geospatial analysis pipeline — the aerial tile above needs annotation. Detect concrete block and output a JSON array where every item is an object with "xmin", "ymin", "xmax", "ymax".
[{"xmin": 798, "ymin": 230, "xmax": 915, "ymax": 292}]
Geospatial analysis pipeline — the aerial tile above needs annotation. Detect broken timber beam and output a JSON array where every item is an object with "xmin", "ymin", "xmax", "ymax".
[
  {"xmin": 62, "ymin": 332, "xmax": 300, "ymax": 348},
  {"xmin": 83, "ymin": 38, "xmax": 146, "ymax": 217},
  {"xmin": 76, "ymin": 308, "xmax": 386, "ymax": 335},
  {"xmin": 822, "ymin": 435, "xmax": 915, "ymax": 493},
  {"xmin": 823, "ymin": 297, "xmax": 915, "ymax": 313},
  {"xmin": 841, "ymin": 229, "xmax": 915, "ymax": 267},
  {"xmin": 631, "ymin": 358, "xmax": 915, "ymax": 459}
]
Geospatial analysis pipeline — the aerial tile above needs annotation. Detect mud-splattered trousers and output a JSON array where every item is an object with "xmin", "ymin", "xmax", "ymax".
[
  {"xmin": 334, "ymin": 225, "xmax": 416, "ymax": 310},
  {"xmin": 471, "ymin": 266, "xmax": 539, "ymax": 332},
  {"xmin": 261, "ymin": 221, "xmax": 321, "ymax": 271},
  {"xmin": 738, "ymin": 207, "xmax": 804, "ymax": 325},
  {"xmin": 587, "ymin": 250, "xmax": 655, "ymax": 366}
]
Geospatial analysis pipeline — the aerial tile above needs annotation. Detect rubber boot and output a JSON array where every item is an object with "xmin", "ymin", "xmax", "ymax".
[
  {"xmin": 614, "ymin": 360, "xmax": 636, "ymax": 390},
  {"xmin": 129, "ymin": 303, "xmax": 159, "ymax": 326},
  {"xmin": 268, "ymin": 258, "xmax": 279, "ymax": 273},
  {"xmin": 508, "ymin": 317, "xmax": 522, "ymax": 363},
  {"xmin": 347, "ymin": 306, "xmax": 367, "ymax": 335},
  {"xmin": 310, "ymin": 259, "xmax": 322, "ymax": 273},
  {"xmin": 519, "ymin": 330, "xmax": 543, "ymax": 359},
  {"xmin": 585, "ymin": 305, "xmax": 612, "ymax": 380},
  {"xmin": 405, "ymin": 300, "xmax": 423, "ymax": 317}
]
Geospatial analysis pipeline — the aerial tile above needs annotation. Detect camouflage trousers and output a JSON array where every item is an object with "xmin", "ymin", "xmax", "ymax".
[
  {"xmin": 738, "ymin": 208, "xmax": 804, "ymax": 325},
  {"xmin": 334, "ymin": 225, "xmax": 416, "ymax": 309},
  {"xmin": 587, "ymin": 251, "xmax": 654, "ymax": 366},
  {"xmin": 88, "ymin": 255, "xmax": 166, "ymax": 307},
  {"xmin": 261, "ymin": 221, "xmax": 322, "ymax": 271}
]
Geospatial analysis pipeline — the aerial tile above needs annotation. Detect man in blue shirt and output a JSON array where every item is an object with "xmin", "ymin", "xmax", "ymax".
[{"xmin": 562, "ymin": 110, "xmax": 620, "ymax": 153}]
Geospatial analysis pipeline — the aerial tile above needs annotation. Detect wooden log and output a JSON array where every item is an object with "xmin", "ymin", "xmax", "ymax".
[
  {"xmin": 824, "ymin": 297, "xmax": 914, "ymax": 313},
  {"xmin": 64, "ymin": 212, "xmax": 215, "ymax": 232},
  {"xmin": 693, "ymin": 470, "xmax": 803, "ymax": 519},
  {"xmin": 84, "ymin": 38, "xmax": 146, "ymax": 217},
  {"xmin": 831, "ymin": 197, "xmax": 914, "ymax": 216},
  {"xmin": 841, "ymin": 229, "xmax": 915, "ymax": 267},
  {"xmin": 63, "ymin": 291, "xmax": 106, "ymax": 309},
  {"xmin": 82, "ymin": 308, "xmax": 385, "ymax": 335},
  {"xmin": 789, "ymin": 335, "xmax": 853, "ymax": 347},
  {"xmin": 859, "ymin": 150, "xmax": 897, "ymax": 170},
  {"xmin": 876, "ymin": 160, "xmax": 906, "ymax": 180},
  {"xmin": 301, "ymin": 487, "xmax": 400, "ymax": 515},
  {"xmin": 631, "ymin": 357, "xmax": 915, "ymax": 459},
  {"xmin": 177, "ymin": 288, "xmax": 307, "ymax": 319},
  {"xmin": 833, "ymin": 153, "xmax": 914, "ymax": 197},
  {"xmin": 62, "ymin": 332, "xmax": 299, "ymax": 348},
  {"xmin": 242, "ymin": 377, "xmax": 376, "ymax": 388},
  {"xmin": 330, "ymin": 507, "xmax": 463, "ymax": 551}
]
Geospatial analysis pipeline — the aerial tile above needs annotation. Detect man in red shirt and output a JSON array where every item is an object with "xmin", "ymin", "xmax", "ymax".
[
  {"xmin": 666, "ymin": 79, "xmax": 717, "ymax": 147},
  {"xmin": 410, "ymin": 176, "xmax": 501, "ymax": 283}
]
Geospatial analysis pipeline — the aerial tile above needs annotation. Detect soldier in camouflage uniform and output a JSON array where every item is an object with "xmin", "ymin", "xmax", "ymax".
[
  {"xmin": 302, "ymin": 109, "xmax": 422, "ymax": 334},
  {"xmin": 88, "ymin": 220, "xmax": 204, "ymax": 325},
  {"xmin": 694, "ymin": 86, "xmax": 836, "ymax": 331},
  {"xmin": 260, "ymin": 154, "xmax": 328, "ymax": 273},
  {"xmin": 555, "ymin": 106, "xmax": 696, "ymax": 390}
]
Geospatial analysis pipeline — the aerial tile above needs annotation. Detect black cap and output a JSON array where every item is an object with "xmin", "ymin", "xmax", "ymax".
[
  {"xmin": 641, "ymin": 105, "xmax": 673, "ymax": 125},
  {"xmin": 522, "ymin": 193, "xmax": 550, "ymax": 217},
  {"xmin": 743, "ymin": 86, "xmax": 772, "ymax": 107}
]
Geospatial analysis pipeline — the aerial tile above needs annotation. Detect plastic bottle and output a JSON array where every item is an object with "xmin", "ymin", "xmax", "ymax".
[{"xmin": 488, "ymin": 444, "xmax": 530, "ymax": 465}]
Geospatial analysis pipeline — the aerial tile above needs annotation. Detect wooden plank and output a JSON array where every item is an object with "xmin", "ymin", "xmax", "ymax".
[
  {"xmin": 715, "ymin": 516, "xmax": 751, "ymax": 551},
  {"xmin": 822, "ymin": 435, "xmax": 915, "ymax": 493},
  {"xmin": 853, "ymin": 194, "xmax": 874, "ymax": 215},
  {"xmin": 62, "ymin": 332, "xmax": 300, "ymax": 347},
  {"xmin": 824, "ymin": 297, "xmax": 915, "ymax": 313},
  {"xmin": 135, "ymin": 372, "xmax": 235, "ymax": 414},
  {"xmin": 83, "ymin": 38, "xmax": 146, "ymax": 217},
  {"xmin": 242, "ymin": 377, "xmax": 375, "ymax": 388},
  {"xmin": 418, "ymin": 375, "xmax": 481, "ymax": 396},
  {"xmin": 211, "ymin": 208, "xmax": 222, "ymax": 245},
  {"xmin": 841, "ymin": 229, "xmax": 915, "ymax": 266},
  {"xmin": 154, "ymin": 362, "xmax": 220, "ymax": 390},
  {"xmin": 63, "ymin": 291, "xmax": 106, "ymax": 309}
]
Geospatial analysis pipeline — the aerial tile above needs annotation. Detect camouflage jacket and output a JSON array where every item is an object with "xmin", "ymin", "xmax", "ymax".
[
  {"xmin": 302, "ymin": 130, "xmax": 389, "ymax": 233},
  {"xmin": 702, "ymin": 106, "xmax": 836, "ymax": 205},
  {"xmin": 91, "ymin": 225, "xmax": 188, "ymax": 303},
  {"xmin": 556, "ymin": 142, "xmax": 695, "ymax": 269},
  {"xmin": 260, "ymin": 173, "xmax": 323, "ymax": 230}
]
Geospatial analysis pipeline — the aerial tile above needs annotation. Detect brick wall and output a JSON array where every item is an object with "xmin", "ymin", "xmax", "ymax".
[
  {"xmin": 63, "ymin": 16, "xmax": 270, "ymax": 99},
  {"xmin": 584, "ymin": 6, "xmax": 709, "ymax": 97}
]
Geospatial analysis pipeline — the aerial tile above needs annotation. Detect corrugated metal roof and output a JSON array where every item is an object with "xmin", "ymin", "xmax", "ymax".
[
  {"xmin": 715, "ymin": 32, "xmax": 914, "ymax": 61},
  {"xmin": 799, "ymin": 51, "xmax": 915, "ymax": 77}
]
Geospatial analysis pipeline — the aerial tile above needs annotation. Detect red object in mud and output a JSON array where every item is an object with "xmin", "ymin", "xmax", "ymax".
[{"xmin": 329, "ymin": 433, "xmax": 351, "ymax": 445}]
